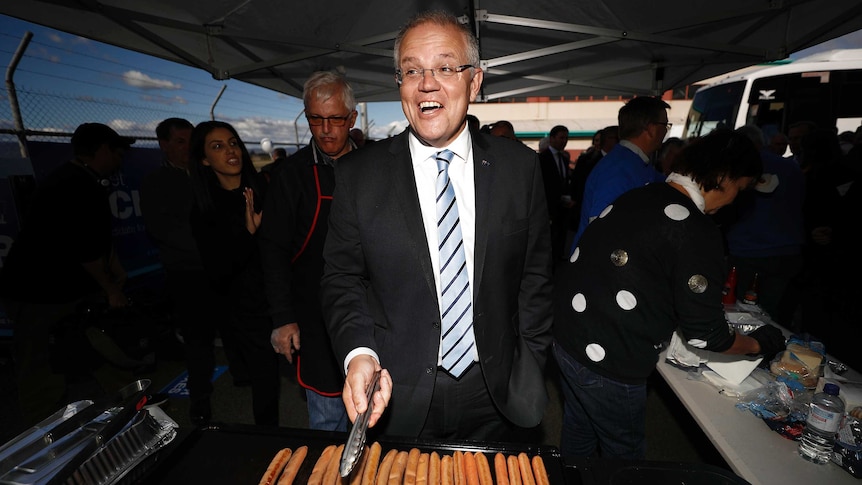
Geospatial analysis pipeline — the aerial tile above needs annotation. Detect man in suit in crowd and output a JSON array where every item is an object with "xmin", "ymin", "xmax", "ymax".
[
  {"xmin": 539, "ymin": 125, "xmax": 573, "ymax": 262},
  {"xmin": 321, "ymin": 9, "xmax": 553, "ymax": 440},
  {"xmin": 571, "ymin": 97, "xmax": 669, "ymax": 251},
  {"xmin": 569, "ymin": 125, "xmax": 619, "ymax": 234},
  {"xmin": 260, "ymin": 71, "xmax": 358, "ymax": 431}
]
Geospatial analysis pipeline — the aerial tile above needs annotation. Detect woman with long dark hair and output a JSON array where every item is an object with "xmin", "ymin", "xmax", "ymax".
[{"xmin": 187, "ymin": 120, "xmax": 278, "ymax": 426}]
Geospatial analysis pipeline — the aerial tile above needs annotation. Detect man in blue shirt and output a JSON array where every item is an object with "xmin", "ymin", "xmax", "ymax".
[{"xmin": 570, "ymin": 97, "xmax": 670, "ymax": 253}]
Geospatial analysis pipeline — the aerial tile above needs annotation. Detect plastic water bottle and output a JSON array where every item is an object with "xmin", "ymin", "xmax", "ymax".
[{"xmin": 798, "ymin": 383, "xmax": 845, "ymax": 464}]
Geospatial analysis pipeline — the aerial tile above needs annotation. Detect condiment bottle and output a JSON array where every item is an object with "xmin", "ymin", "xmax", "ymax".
[
  {"xmin": 742, "ymin": 273, "xmax": 759, "ymax": 305},
  {"xmin": 722, "ymin": 266, "xmax": 738, "ymax": 305}
]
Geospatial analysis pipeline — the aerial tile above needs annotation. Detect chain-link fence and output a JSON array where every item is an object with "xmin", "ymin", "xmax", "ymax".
[{"xmin": 0, "ymin": 86, "xmax": 309, "ymax": 160}]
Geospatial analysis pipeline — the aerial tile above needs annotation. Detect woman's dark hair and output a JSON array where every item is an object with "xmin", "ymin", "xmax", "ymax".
[
  {"xmin": 188, "ymin": 120, "xmax": 263, "ymax": 214},
  {"xmin": 671, "ymin": 129, "xmax": 762, "ymax": 191}
]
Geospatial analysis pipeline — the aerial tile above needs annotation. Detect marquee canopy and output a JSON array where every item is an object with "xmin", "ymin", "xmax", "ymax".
[{"xmin": 3, "ymin": 0, "xmax": 862, "ymax": 102}]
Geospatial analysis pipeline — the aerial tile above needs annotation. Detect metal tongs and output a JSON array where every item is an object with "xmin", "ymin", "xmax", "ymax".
[{"xmin": 339, "ymin": 369, "xmax": 381, "ymax": 477}]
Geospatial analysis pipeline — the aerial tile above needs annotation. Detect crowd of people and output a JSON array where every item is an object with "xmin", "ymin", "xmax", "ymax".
[{"xmin": 1, "ymin": 7, "xmax": 860, "ymax": 463}]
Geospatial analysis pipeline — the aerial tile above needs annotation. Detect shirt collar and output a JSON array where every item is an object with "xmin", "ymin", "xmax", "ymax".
[
  {"xmin": 620, "ymin": 139, "xmax": 650, "ymax": 164},
  {"xmin": 665, "ymin": 172, "xmax": 706, "ymax": 213},
  {"xmin": 408, "ymin": 126, "xmax": 472, "ymax": 164},
  {"xmin": 311, "ymin": 138, "xmax": 356, "ymax": 167}
]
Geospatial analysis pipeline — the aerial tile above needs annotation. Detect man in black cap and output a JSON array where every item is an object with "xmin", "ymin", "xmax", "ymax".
[{"xmin": 0, "ymin": 122, "xmax": 134, "ymax": 425}]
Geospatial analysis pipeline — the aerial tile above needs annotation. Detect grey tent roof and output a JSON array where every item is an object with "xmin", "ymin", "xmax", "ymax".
[{"xmin": 3, "ymin": 0, "xmax": 862, "ymax": 102}]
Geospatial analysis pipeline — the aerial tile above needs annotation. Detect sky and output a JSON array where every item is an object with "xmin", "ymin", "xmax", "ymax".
[
  {"xmin": 1, "ymin": 14, "xmax": 860, "ymax": 148},
  {"xmin": 0, "ymin": 15, "xmax": 408, "ymax": 148}
]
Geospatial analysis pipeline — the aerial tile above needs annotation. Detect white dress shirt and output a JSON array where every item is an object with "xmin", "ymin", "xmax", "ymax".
[
  {"xmin": 343, "ymin": 126, "xmax": 480, "ymax": 372},
  {"xmin": 409, "ymin": 127, "xmax": 479, "ymax": 365}
]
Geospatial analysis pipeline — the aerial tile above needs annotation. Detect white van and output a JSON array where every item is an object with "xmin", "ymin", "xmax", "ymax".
[{"xmin": 683, "ymin": 49, "xmax": 862, "ymax": 140}]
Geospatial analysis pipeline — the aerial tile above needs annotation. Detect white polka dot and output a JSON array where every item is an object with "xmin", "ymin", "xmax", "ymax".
[
  {"xmin": 687, "ymin": 339, "xmax": 707, "ymax": 349},
  {"xmin": 616, "ymin": 290, "xmax": 637, "ymax": 310},
  {"xmin": 570, "ymin": 247, "xmax": 580, "ymax": 263},
  {"xmin": 664, "ymin": 203, "xmax": 690, "ymax": 221},
  {"xmin": 598, "ymin": 204, "xmax": 613, "ymax": 219},
  {"xmin": 585, "ymin": 343, "xmax": 606, "ymax": 362},
  {"xmin": 571, "ymin": 293, "xmax": 586, "ymax": 312}
]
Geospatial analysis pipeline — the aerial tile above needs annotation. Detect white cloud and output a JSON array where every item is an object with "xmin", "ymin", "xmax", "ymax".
[
  {"xmin": 108, "ymin": 119, "xmax": 137, "ymax": 131},
  {"xmin": 369, "ymin": 120, "xmax": 408, "ymax": 140},
  {"xmin": 226, "ymin": 116, "xmax": 306, "ymax": 147},
  {"xmin": 140, "ymin": 94, "xmax": 188, "ymax": 105},
  {"xmin": 122, "ymin": 70, "xmax": 181, "ymax": 90}
]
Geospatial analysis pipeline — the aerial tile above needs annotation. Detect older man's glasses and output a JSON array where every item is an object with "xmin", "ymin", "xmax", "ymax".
[
  {"xmin": 306, "ymin": 114, "xmax": 352, "ymax": 127},
  {"xmin": 651, "ymin": 121, "xmax": 673, "ymax": 130},
  {"xmin": 395, "ymin": 65, "xmax": 474, "ymax": 84}
]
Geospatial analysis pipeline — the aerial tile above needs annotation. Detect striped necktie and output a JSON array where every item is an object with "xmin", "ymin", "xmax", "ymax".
[{"xmin": 435, "ymin": 149, "xmax": 475, "ymax": 378}]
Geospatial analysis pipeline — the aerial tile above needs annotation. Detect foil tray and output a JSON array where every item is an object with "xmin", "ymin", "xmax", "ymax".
[
  {"xmin": 63, "ymin": 407, "xmax": 178, "ymax": 485},
  {"xmin": 0, "ymin": 379, "xmax": 177, "ymax": 485}
]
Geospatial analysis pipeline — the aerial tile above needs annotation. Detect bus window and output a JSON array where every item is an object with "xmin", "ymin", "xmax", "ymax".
[
  {"xmin": 683, "ymin": 81, "xmax": 745, "ymax": 138},
  {"xmin": 685, "ymin": 52, "xmax": 862, "ymax": 140}
]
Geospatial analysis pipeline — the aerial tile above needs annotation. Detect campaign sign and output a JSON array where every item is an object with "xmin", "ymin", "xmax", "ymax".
[{"xmin": 27, "ymin": 142, "xmax": 164, "ymax": 278}]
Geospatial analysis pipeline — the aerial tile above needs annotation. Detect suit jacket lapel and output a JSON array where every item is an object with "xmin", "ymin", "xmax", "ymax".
[
  {"xmin": 472, "ymin": 134, "xmax": 494, "ymax": 298},
  {"xmin": 388, "ymin": 131, "xmax": 437, "ymax": 300}
]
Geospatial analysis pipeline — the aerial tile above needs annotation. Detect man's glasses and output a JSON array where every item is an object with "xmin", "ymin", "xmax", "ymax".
[
  {"xmin": 306, "ymin": 114, "xmax": 352, "ymax": 127},
  {"xmin": 395, "ymin": 65, "xmax": 474, "ymax": 85},
  {"xmin": 651, "ymin": 121, "xmax": 673, "ymax": 130}
]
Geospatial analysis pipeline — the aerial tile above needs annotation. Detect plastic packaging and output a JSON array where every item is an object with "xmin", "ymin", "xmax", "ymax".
[{"xmin": 799, "ymin": 383, "xmax": 845, "ymax": 464}]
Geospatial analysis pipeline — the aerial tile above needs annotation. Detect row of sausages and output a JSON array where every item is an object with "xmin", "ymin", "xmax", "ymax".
[{"xmin": 258, "ymin": 442, "xmax": 551, "ymax": 485}]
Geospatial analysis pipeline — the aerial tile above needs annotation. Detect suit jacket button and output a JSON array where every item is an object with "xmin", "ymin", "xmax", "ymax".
[
  {"xmin": 426, "ymin": 367, "xmax": 433, "ymax": 375},
  {"xmin": 432, "ymin": 321, "xmax": 440, "ymax": 329}
]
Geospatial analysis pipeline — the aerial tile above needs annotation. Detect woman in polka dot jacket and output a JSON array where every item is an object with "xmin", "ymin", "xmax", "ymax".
[{"xmin": 552, "ymin": 128, "xmax": 787, "ymax": 459}]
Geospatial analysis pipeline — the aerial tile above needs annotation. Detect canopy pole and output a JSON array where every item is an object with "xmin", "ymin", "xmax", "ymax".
[
  {"xmin": 210, "ymin": 84, "xmax": 227, "ymax": 120},
  {"xmin": 5, "ymin": 31, "xmax": 33, "ymax": 158}
]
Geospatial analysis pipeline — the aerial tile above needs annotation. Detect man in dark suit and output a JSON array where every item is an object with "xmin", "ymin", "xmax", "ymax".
[
  {"xmin": 539, "ymin": 125, "xmax": 574, "ymax": 262},
  {"xmin": 321, "ymin": 10, "xmax": 553, "ymax": 441}
]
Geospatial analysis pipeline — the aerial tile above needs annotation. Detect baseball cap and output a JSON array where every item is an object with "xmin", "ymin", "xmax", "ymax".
[{"xmin": 71, "ymin": 123, "xmax": 135, "ymax": 156}]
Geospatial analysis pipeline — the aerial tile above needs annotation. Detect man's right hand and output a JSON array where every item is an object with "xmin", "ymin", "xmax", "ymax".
[
  {"xmin": 271, "ymin": 323, "xmax": 300, "ymax": 363},
  {"xmin": 343, "ymin": 354, "xmax": 392, "ymax": 428}
]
